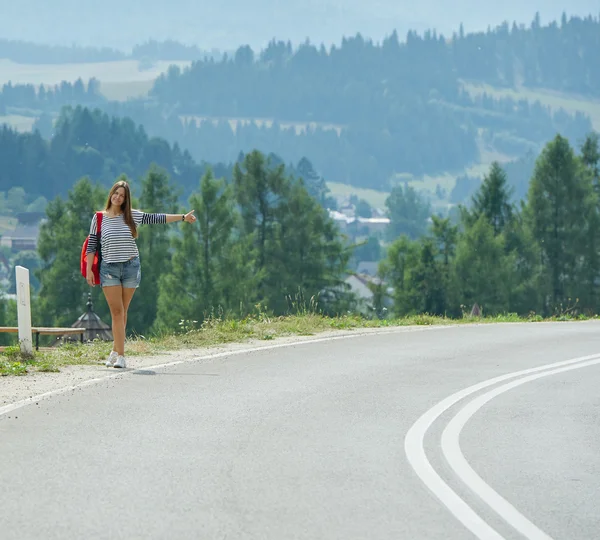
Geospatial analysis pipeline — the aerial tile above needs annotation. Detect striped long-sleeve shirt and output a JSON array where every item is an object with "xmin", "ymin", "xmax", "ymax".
[{"xmin": 86, "ymin": 210, "xmax": 167, "ymax": 263}]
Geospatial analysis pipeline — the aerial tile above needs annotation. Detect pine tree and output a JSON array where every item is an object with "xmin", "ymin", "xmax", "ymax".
[
  {"xmin": 410, "ymin": 239, "xmax": 446, "ymax": 315},
  {"xmin": 385, "ymin": 184, "xmax": 431, "ymax": 240},
  {"xmin": 525, "ymin": 135, "xmax": 592, "ymax": 313},
  {"xmin": 129, "ymin": 166, "xmax": 180, "ymax": 333},
  {"xmin": 36, "ymin": 177, "xmax": 107, "ymax": 326},
  {"xmin": 272, "ymin": 180, "xmax": 348, "ymax": 314},
  {"xmin": 463, "ymin": 162, "xmax": 514, "ymax": 236},
  {"xmin": 154, "ymin": 224, "xmax": 202, "ymax": 332},
  {"xmin": 381, "ymin": 236, "xmax": 420, "ymax": 316},
  {"xmin": 233, "ymin": 150, "xmax": 287, "ymax": 308},
  {"xmin": 579, "ymin": 133, "xmax": 600, "ymax": 311},
  {"xmin": 581, "ymin": 132, "xmax": 599, "ymax": 185},
  {"xmin": 430, "ymin": 215, "xmax": 458, "ymax": 267},
  {"xmin": 452, "ymin": 216, "xmax": 515, "ymax": 315},
  {"xmin": 295, "ymin": 157, "xmax": 328, "ymax": 205},
  {"xmin": 155, "ymin": 169, "xmax": 240, "ymax": 330},
  {"xmin": 195, "ymin": 169, "xmax": 235, "ymax": 307}
]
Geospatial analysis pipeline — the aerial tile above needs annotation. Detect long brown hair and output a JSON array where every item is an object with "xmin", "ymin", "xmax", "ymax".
[{"xmin": 105, "ymin": 179, "xmax": 138, "ymax": 238}]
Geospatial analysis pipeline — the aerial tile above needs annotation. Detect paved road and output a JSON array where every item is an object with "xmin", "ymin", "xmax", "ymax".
[{"xmin": 1, "ymin": 322, "xmax": 600, "ymax": 539}]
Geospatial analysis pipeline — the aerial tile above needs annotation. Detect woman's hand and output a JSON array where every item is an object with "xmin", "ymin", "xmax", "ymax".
[
  {"xmin": 86, "ymin": 273, "xmax": 95, "ymax": 287},
  {"xmin": 183, "ymin": 210, "xmax": 197, "ymax": 223}
]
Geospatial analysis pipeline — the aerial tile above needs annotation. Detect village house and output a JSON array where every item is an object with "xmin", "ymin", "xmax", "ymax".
[
  {"xmin": 0, "ymin": 212, "xmax": 45, "ymax": 252},
  {"xmin": 327, "ymin": 209, "xmax": 390, "ymax": 236}
]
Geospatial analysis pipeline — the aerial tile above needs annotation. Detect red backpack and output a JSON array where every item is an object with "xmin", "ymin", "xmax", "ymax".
[{"xmin": 81, "ymin": 211, "xmax": 103, "ymax": 282}]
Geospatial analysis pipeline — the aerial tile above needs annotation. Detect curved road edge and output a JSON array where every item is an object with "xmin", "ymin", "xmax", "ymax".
[{"xmin": 1, "ymin": 323, "xmax": 456, "ymax": 417}]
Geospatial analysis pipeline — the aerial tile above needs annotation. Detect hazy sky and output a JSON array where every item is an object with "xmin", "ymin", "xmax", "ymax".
[{"xmin": 0, "ymin": 0, "xmax": 598, "ymax": 51}]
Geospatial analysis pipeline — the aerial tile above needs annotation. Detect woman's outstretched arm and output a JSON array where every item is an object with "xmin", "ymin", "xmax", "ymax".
[
  {"xmin": 164, "ymin": 210, "xmax": 196, "ymax": 223},
  {"xmin": 138, "ymin": 210, "xmax": 196, "ymax": 225}
]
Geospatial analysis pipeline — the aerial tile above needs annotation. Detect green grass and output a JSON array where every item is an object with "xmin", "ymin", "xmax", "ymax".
[
  {"xmin": 99, "ymin": 80, "xmax": 157, "ymax": 101},
  {"xmin": 326, "ymin": 182, "xmax": 390, "ymax": 208},
  {"xmin": 327, "ymin": 136, "xmax": 510, "ymax": 209},
  {"xmin": 0, "ymin": 359, "xmax": 28, "ymax": 376},
  {"xmin": 461, "ymin": 80, "xmax": 600, "ymax": 131},
  {"xmin": 0, "ymin": 59, "xmax": 192, "ymax": 102},
  {"xmin": 398, "ymin": 135, "xmax": 514, "ymax": 196},
  {"xmin": 0, "ymin": 115, "xmax": 37, "ymax": 132},
  {"xmin": 1, "ymin": 311, "xmax": 594, "ymax": 377}
]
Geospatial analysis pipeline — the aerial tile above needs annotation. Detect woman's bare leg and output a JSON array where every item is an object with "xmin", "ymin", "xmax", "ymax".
[
  {"xmin": 103, "ymin": 285, "xmax": 125, "ymax": 356},
  {"xmin": 122, "ymin": 287, "xmax": 136, "ymax": 337}
]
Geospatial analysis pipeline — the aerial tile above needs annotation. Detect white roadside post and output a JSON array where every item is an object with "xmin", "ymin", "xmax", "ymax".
[{"xmin": 15, "ymin": 265, "xmax": 33, "ymax": 356}]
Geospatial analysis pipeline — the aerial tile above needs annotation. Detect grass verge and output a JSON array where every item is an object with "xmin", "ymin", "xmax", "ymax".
[
  {"xmin": 1, "ymin": 311, "xmax": 595, "ymax": 377},
  {"xmin": 0, "ymin": 114, "xmax": 37, "ymax": 132},
  {"xmin": 326, "ymin": 182, "xmax": 390, "ymax": 208},
  {"xmin": 461, "ymin": 80, "xmax": 600, "ymax": 131}
]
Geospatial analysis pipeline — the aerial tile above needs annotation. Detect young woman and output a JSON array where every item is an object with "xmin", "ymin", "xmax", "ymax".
[{"xmin": 86, "ymin": 179, "xmax": 196, "ymax": 368}]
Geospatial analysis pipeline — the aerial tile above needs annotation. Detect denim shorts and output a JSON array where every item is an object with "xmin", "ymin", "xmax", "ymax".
[{"xmin": 100, "ymin": 257, "xmax": 141, "ymax": 288}]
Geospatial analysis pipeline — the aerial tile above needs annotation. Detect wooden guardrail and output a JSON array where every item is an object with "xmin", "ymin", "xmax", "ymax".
[{"xmin": 0, "ymin": 327, "xmax": 85, "ymax": 351}]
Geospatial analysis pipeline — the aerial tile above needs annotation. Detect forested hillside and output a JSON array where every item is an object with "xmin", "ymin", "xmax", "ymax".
[
  {"xmin": 1, "ymin": 0, "xmax": 596, "ymax": 50},
  {"xmin": 0, "ymin": 107, "xmax": 213, "ymax": 199},
  {"xmin": 0, "ymin": 106, "xmax": 330, "ymax": 205},
  {"xmin": 3, "ymin": 11, "xmax": 598, "ymax": 96},
  {"xmin": 0, "ymin": 39, "xmax": 222, "ymax": 64},
  {"xmin": 1, "ymin": 13, "xmax": 598, "ymax": 196}
]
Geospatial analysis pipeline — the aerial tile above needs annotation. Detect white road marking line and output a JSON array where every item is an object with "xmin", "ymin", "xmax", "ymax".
[
  {"xmin": 442, "ymin": 356, "xmax": 600, "ymax": 540},
  {"xmin": 404, "ymin": 353, "xmax": 600, "ymax": 539}
]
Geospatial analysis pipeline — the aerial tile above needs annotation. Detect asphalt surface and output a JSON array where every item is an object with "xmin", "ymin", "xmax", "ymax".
[{"xmin": 1, "ymin": 321, "xmax": 600, "ymax": 540}]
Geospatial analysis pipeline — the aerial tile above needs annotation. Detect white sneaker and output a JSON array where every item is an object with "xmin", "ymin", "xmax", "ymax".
[
  {"xmin": 113, "ymin": 355, "xmax": 126, "ymax": 369},
  {"xmin": 105, "ymin": 351, "xmax": 118, "ymax": 367}
]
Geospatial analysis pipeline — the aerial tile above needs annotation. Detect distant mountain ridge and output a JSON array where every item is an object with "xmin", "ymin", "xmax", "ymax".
[{"xmin": 2, "ymin": 0, "xmax": 598, "ymax": 50}]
